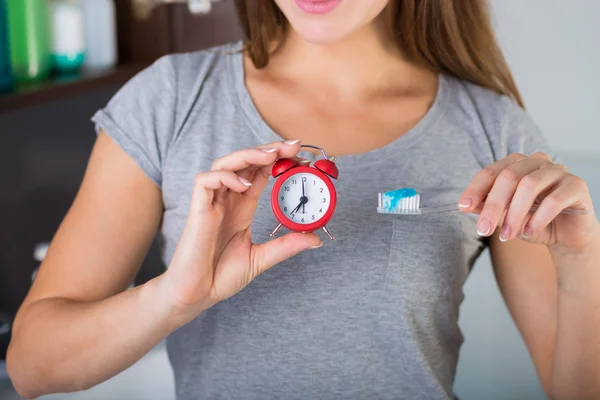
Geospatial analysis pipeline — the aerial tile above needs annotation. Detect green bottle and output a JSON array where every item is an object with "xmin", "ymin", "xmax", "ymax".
[
  {"xmin": 0, "ymin": 0, "xmax": 14, "ymax": 92},
  {"xmin": 7, "ymin": 0, "xmax": 51, "ymax": 82}
]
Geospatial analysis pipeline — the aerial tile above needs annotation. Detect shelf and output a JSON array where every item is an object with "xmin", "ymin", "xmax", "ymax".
[{"xmin": 0, "ymin": 64, "xmax": 146, "ymax": 114}]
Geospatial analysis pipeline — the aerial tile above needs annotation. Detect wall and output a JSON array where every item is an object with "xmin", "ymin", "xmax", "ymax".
[{"xmin": 490, "ymin": 0, "xmax": 600, "ymax": 154}]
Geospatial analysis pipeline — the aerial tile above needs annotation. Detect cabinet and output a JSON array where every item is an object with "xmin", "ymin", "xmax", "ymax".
[
  {"xmin": 0, "ymin": 0, "xmax": 243, "ymax": 112},
  {"xmin": 0, "ymin": 0, "xmax": 243, "ymax": 360},
  {"xmin": 116, "ymin": 0, "xmax": 242, "ymax": 63}
]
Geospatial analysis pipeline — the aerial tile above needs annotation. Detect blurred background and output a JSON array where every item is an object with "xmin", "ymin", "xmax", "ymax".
[{"xmin": 0, "ymin": 0, "xmax": 598, "ymax": 399}]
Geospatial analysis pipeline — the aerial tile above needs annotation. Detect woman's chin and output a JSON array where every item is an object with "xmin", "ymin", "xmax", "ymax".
[{"xmin": 291, "ymin": 22, "xmax": 355, "ymax": 45}]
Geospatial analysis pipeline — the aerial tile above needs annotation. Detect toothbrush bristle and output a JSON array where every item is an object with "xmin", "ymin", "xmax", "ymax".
[
  {"xmin": 377, "ymin": 191, "xmax": 421, "ymax": 214},
  {"xmin": 398, "ymin": 194, "xmax": 420, "ymax": 214},
  {"xmin": 398, "ymin": 195, "xmax": 416, "ymax": 213}
]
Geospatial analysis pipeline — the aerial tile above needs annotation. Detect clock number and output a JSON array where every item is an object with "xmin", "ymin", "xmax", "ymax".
[
  {"xmin": 281, "ymin": 196, "xmax": 284, "ymax": 201},
  {"xmin": 284, "ymin": 186, "xmax": 290, "ymax": 192},
  {"xmin": 323, "ymin": 198, "xmax": 326, "ymax": 203},
  {"xmin": 319, "ymin": 209, "xmax": 323, "ymax": 213},
  {"xmin": 284, "ymin": 207, "xmax": 287, "ymax": 212},
  {"xmin": 312, "ymin": 215, "xmax": 315, "ymax": 220},
  {"xmin": 292, "ymin": 180, "xmax": 297, "ymax": 185},
  {"xmin": 320, "ymin": 188, "xmax": 324, "ymax": 193},
  {"xmin": 313, "ymin": 180, "xmax": 316, "ymax": 185},
  {"xmin": 301, "ymin": 218, "xmax": 305, "ymax": 223},
  {"xmin": 302, "ymin": 177, "xmax": 307, "ymax": 182}
]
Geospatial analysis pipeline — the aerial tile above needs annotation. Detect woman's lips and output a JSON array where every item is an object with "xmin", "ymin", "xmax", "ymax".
[{"xmin": 294, "ymin": 0, "xmax": 341, "ymax": 15}]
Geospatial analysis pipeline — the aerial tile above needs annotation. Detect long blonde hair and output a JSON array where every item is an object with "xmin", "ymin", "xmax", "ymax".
[{"xmin": 234, "ymin": 0, "xmax": 524, "ymax": 107}]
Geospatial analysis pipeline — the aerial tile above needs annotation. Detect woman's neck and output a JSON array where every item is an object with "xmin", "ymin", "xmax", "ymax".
[{"xmin": 265, "ymin": 15, "xmax": 421, "ymax": 95}]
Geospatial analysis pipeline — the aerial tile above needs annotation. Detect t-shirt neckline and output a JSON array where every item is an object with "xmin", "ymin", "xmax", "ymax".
[{"xmin": 226, "ymin": 41, "xmax": 449, "ymax": 162}]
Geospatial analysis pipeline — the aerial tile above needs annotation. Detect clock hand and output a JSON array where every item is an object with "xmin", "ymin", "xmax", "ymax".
[
  {"xmin": 290, "ymin": 201, "xmax": 303, "ymax": 216},
  {"xmin": 302, "ymin": 179, "xmax": 306, "ymax": 214},
  {"xmin": 290, "ymin": 196, "xmax": 309, "ymax": 217}
]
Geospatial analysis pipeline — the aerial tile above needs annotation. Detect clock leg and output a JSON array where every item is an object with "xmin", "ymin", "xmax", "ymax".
[
  {"xmin": 270, "ymin": 223, "xmax": 283, "ymax": 238},
  {"xmin": 322, "ymin": 225, "xmax": 335, "ymax": 240}
]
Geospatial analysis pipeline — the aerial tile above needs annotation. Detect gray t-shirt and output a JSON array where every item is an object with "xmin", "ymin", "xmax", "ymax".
[{"xmin": 92, "ymin": 42, "xmax": 553, "ymax": 400}]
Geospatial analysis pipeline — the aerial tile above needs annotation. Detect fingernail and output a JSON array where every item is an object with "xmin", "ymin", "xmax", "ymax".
[
  {"xmin": 284, "ymin": 140, "xmax": 300, "ymax": 145},
  {"xmin": 238, "ymin": 177, "xmax": 252, "ymax": 186},
  {"xmin": 310, "ymin": 242, "xmax": 323, "ymax": 249},
  {"xmin": 523, "ymin": 225, "xmax": 534, "ymax": 238},
  {"xmin": 261, "ymin": 148, "xmax": 277, "ymax": 153},
  {"xmin": 458, "ymin": 197, "xmax": 472, "ymax": 209},
  {"xmin": 499, "ymin": 225, "xmax": 511, "ymax": 242},
  {"xmin": 477, "ymin": 217, "xmax": 492, "ymax": 236}
]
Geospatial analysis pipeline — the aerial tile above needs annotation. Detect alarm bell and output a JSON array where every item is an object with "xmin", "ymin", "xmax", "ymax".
[{"xmin": 271, "ymin": 145, "xmax": 338, "ymax": 179}]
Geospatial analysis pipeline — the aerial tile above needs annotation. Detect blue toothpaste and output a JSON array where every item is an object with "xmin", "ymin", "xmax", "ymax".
[{"xmin": 377, "ymin": 188, "xmax": 421, "ymax": 214}]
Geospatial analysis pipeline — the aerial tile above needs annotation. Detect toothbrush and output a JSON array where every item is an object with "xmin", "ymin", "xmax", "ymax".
[{"xmin": 377, "ymin": 188, "xmax": 592, "ymax": 216}]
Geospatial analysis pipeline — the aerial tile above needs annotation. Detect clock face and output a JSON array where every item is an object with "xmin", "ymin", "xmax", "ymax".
[{"xmin": 277, "ymin": 172, "xmax": 332, "ymax": 225}]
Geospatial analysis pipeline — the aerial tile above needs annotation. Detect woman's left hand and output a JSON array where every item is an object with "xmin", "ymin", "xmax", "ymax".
[{"xmin": 458, "ymin": 152, "xmax": 600, "ymax": 255}]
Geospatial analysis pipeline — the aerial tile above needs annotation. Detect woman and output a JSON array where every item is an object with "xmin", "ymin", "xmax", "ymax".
[{"xmin": 7, "ymin": 0, "xmax": 600, "ymax": 399}]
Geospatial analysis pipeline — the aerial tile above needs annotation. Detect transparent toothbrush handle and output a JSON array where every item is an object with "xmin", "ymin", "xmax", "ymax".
[
  {"xmin": 420, "ymin": 203, "xmax": 593, "ymax": 216},
  {"xmin": 418, "ymin": 203, "xmax": 462, "ymax": 215}
]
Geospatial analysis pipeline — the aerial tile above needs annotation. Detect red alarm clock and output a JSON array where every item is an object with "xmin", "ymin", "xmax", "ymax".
[{"xmin": 270, "ymin": 145, "xmax": 339, "ymax": 240}]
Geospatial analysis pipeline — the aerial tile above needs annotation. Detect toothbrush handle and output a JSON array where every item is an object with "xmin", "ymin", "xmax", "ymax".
[
  {"xmin": 419, "ymin": 203, "xmax": 463, "ymax": 215},
  {"xmin": 420, "ymin": 203, "xmax": 593, "ymax": 216}
]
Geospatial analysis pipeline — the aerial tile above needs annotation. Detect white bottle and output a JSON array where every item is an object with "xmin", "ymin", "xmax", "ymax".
[
  {"xmin": 49, "ymin": 0, "xmax": 86, "ymax": 73},
  {"xmin": 82, "ymin": 0, "xmax": 117, "ymax": 69},
  {"xmin": 188, "ymin": 0, "xmax": 212, "ymax": 14}
]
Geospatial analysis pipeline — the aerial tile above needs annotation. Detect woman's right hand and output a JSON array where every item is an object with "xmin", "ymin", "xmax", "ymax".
[{"xmin": 160, "ymin": 140, "xmax": 321, "ymax": 322}]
